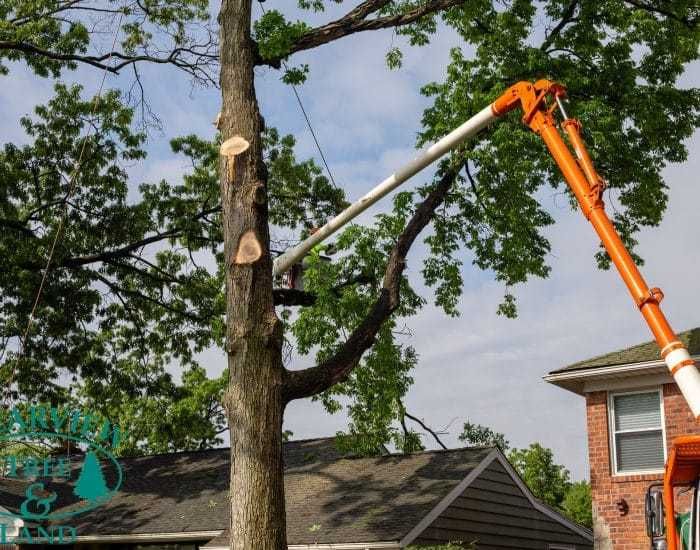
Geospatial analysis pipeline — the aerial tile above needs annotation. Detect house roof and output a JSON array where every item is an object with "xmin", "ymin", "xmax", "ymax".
[
  {"xmin": 549, "ymin": 326, "xmax": 700, "ymax": 374},
  {"xmin": 64, "ymin": 438, "xmax": 494, "ymax": 546}
]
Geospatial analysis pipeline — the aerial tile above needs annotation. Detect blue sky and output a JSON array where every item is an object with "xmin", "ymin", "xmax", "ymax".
[{"xmin": 3, "ymin": 2, "xmax": 699, "ymax": 481}]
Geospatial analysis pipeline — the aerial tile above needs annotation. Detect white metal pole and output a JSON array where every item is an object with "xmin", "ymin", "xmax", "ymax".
[{"xmin": 273, "ymin": 104, "xmax": 500, "ymax": 276}]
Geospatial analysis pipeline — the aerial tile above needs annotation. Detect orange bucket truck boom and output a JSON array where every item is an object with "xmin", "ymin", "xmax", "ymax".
[
  {"xmin": 273, "ymin": 80, "xmax": 700, "ymax": 547},
  {"xmin": 492, "ymin": 80, "xmax": 700, "ymax": 419}
]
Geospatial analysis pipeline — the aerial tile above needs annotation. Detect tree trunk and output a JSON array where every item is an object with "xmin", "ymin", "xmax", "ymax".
[{"xmin": 218, "ymin": 1, "xmax": 287, "ymax": 549}]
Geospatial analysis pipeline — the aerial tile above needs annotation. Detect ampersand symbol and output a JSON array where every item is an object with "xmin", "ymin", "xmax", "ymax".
[{"xmin": 20, "ymin": 482, "xmax": 57, "ymax": 519}]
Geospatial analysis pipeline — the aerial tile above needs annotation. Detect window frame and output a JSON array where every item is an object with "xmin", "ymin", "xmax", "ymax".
[{"xmin": 607, "ymin": 387, "xmax": 667, "ymax": 476}]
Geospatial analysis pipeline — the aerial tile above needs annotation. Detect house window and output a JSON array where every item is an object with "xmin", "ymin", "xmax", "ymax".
[{"xmin": 609, "ymin": 389, "xmax": 666, "ymax": 475}]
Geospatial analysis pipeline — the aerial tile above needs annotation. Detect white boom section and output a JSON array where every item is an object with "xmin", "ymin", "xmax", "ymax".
[{"xmin": 272, "ymin": 105, "xmax": 500, "ymax": 277}]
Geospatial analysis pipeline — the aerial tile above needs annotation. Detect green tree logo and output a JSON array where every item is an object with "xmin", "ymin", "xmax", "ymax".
[{"xmin": 73, "ymin": 451, "xmax": 109, "ymax": 502}]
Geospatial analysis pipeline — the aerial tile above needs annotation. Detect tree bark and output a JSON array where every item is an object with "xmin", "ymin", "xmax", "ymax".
[{"xmin": 218, "ymin": 1, "xmax": 287, "ymax": 549}]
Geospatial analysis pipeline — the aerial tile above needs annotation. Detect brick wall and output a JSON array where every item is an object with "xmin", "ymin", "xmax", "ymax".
[{"xmin": 586, "ymin": 383, "xmax": 699, "ymax": 549}]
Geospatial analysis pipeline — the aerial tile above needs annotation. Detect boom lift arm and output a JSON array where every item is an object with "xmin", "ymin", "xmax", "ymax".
[
  {"xmin": 273, "ymin": 78, "xmax": 700, "ymax": 421},
  {"xmin": 494, "ymin": 80, "xmax": 700, "ymax": 421}
]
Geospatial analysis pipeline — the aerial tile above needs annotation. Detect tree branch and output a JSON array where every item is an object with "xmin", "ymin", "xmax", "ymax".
[
  {"xmin": 258, "ymin": 0, "xmax": 468, "ymax": 67},
  {"xmin": 17, "ymin": 205, "xmax": 220, "ymax": 271},
  {"xmin": 0, "ymin": 40, "xmax": 219, "ymax": 85},
  {"xmin": 539, "ymin": 0, "xmax": 579, "ymax": 52},
  {"xmin": 282, "ymin": 167, "xmax": 459, "ymax": 402},
  {"xmin": 273, "ymin": 274, "xmax": 374, "ymax": 307},
  {"xmin": 0, "ymin": 218, "xmax": 35, "ymax": 237},
  {"xmin": 92, "ymin": 273, "xmax": 206, "ymax": 323},
  {"xmin": 61, "ymin": 229, "xmax": 181, "ymax": 268},
  {"xmin": 405, "ymin": 411, "xmax": 448, "ymax": 450},
  {"xmin": 544, "ymin": 47, "xmax": 598, "ymax": 72},
  {"xmin": 622, "ymin": 0, "xmax": 697, "ymax": 29}
]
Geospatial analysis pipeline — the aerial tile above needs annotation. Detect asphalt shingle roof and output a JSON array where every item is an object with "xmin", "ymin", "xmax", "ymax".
[
  {"xmin": 60, "ymin": 438, "xmax": 493, "ymax": 546},
  {"xmin": 551, "ymin": 326, "xmax": 700, "ymax": 374}
]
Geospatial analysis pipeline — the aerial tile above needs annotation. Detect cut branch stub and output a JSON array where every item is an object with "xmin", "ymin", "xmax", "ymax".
[
  {"xmin": 235, "ymin": 230, "xmax": 263, "ymax": 265},
  {"xmin": 220, "ymin": 136, "xmax": 250, "ymax": 183}
]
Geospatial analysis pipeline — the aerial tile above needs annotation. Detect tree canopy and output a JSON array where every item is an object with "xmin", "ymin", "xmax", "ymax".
[
  {"xmin": 0, "ymin": 0, "xmax": 217, "ymax": 83},
  {"xmin": 0, "ymin": 0, "xmax": 697, "ymax": 458}
]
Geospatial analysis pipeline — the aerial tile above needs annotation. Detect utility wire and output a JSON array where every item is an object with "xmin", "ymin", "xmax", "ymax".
[{"xmin": 257, "ymin": 1, "xmax": 338, "ymax": 189}]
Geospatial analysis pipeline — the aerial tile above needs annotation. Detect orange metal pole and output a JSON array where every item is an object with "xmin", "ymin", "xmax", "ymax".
[
  {"xmin": 664, "ymin": 446, "xmax": 679, "ymax": 550},
  {"xmin": 535, "ymin": 112, "xmax": 699, "ymax": 403},
  {"xmin": 491, "ymin": 80, "xmax": 700, "ymax": 419}
]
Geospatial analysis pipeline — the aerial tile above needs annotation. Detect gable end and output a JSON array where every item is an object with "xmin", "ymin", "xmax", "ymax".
[{"xmin": 401, "ymin": 451, "xmax": 593, "ymax": 549}]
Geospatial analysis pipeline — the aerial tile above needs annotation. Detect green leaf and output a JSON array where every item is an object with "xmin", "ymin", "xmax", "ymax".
[
  {"xmin": 386, "ymin": 47, "xmax": 403, "ymax": 70},
  {"xmin": 253, "ymin": 10, "xmax": 310, "ymax": 61}
]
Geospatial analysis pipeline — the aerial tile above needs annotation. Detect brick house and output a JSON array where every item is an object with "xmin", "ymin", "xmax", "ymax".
[{"xmin": 545, "ymin": 326, "xmax": 700, "ymax": 549}]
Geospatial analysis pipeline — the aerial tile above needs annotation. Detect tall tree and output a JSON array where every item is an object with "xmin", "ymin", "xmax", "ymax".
[
  {"xmin": 0, "ymin": 1, "xmax": 697, "ymax": 548},
  {"xmin": 508, "ymin": 443, "xmax": 571, "ymax": 509},
  {"xmin": 216, "ymin": 3, "xmax": 697, "ymax": 545},
  {"xmin": 562, "ymin": 480, "xmax": 593, "ymax": 528},
  {"xmin": 459, "ymin": 421, "xmax": 510, "ymax": 451}
]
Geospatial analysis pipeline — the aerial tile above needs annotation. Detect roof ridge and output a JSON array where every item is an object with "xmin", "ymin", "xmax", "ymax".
[
  {"xmin": 382, "ymin": 444, "xmax": 496, "ymax": 458},
  {"xmin": 117, "ymin": 446, "xmax": 229, "ymax": 461},
  {"xmin": 553, "ymin": 325, "xmax": 700, "ymax": 373},
  {"xmin": 116, "ymin": 440, "xmax": 495, "ymax": 462},
  {"xmin": 117, "ymin": 436, "xmax": 341, "ymax": 461}
]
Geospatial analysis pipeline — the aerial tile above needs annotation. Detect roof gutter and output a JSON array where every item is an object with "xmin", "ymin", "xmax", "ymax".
[
  {"xmin": 76, "ymin": 533, "xmax": 401, "ymax": 550},
  {"xmin": 544, "ymin": 355, "xmax": 700, "ymax": 395},
  {"xmin": 74, "ymin": 530, "xmax": 224, "ymax": 543}
]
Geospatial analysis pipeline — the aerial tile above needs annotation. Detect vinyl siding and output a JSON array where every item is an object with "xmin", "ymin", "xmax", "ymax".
[{"xmin": 411, "ymin": 460, "xmax": 592, "ymax": 549}]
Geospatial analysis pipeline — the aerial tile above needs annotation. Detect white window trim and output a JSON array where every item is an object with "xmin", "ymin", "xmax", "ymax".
[{"xmin": 607, "ymin": 387, "xmax": 667, "ymax": 476}]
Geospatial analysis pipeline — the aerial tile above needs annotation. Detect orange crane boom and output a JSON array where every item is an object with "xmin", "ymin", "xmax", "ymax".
[{"xmin": 493, "ymin": 80, "xmax": 700, "ymax": 422}]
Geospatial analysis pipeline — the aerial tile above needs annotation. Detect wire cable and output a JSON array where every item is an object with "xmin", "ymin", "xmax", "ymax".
[
  {"xmin": 256, "ymin": 1, "xmax": 338, "ymax": 189},
  {"xmin": 4, "ymin": 10, "xmax": 127, "ymax": 402}
]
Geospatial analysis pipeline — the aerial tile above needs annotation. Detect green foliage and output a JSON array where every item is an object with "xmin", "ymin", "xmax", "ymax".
[
  {"xmin": 0, "ymin": 81, "xmax": 344, "ymax": 452},
  {"xmin": 278, "ymin": 0, "xmax": 698, "ymax": 449},
  {"xmin": 458, "ymin": 421, "xmax": 510, "ymax": 451},
  {"xmin": 0, "ymin": 0, "xmax": 212, "ymax": 80},
  {"xmin": 416, "ymin": 0, "xmax": 700, "ymax": 317},
  {"xmin": 253, "ymin": 10, "xmax": 311, "ymax": 61},
  {"xmin": 496, "ymin": 292, "xmax": 518, "ymax": 319},
  {"xmin": 290, "ymin": 191, "xmax": 427, "ymax": 453},
  {"xmin": 82, "ymin": 364, "xmax": 228, "ymax": 456},
  {"xmin": 2, "ymin": 0, "xmax": 699, "ymax": 462},
  {"xmin": 378, "ymin": 1, "xmax": 440, "ymax": 47},
  {"xmin": 264, "ymin": 128, "xmax": 348, "ymax": 229},
  {"xmin": 0, "ymin": 0, "xmax": 222, "ymax": 429},
  {"xmin": 297, "ymin": 0, "xmax": 342, "ymax": 11},
  {"xmin": 386, "ymin": 46, "xmax": 403, "ymax": 70},
  {"xmin": 562, "ymin": 480, "xmax": 593, "ymax": 528},
  {"xmin": 508, "ymin": 443, "xmax": 571, "ymax": 509},
  {"xmin": 282, "ymin": 64, "xmax": 310, "ymax": 85}
]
